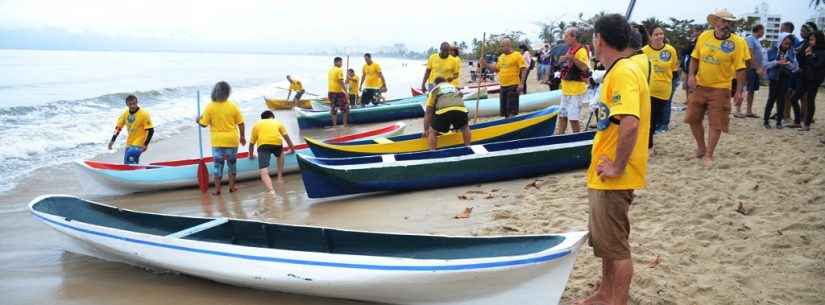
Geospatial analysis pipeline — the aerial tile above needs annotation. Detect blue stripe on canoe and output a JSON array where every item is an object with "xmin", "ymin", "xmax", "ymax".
[{"xmin": 34, "ymin": 213, "xmax": 571, "ymax": 271}]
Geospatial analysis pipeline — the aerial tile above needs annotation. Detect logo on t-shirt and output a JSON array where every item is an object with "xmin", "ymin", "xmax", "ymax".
[
  {"xmin": 596, "ymin": 102, "xmax": 611, "ymax": 131},
  {"xmin": 659, "ymin": 50, "xmax": 672, "ymax": 61},
  {"xmin": 720, "ymin": 40, "xmax": 735, "ymax": 53}
]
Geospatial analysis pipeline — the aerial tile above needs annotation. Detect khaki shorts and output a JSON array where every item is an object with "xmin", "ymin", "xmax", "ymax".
[
  {"xmin": 588, "ymin": 188, "xmax": 634, "ymax": 260},
  {"xmin": 684, "ymin": 86, "xmax": 731, "ymax": 132}
]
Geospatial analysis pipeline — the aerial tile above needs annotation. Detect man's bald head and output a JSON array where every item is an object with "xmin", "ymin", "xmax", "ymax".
[{"xmin": 501, "ymin": 38, "xmax": 513, "ymax": 53}]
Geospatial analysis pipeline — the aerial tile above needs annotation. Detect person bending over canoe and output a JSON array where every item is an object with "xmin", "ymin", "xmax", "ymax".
[
  {"xmin": 197, "ymin": 81, "xmax": 246, "ymax": 195},
  {"xmin": 328, "ymin": 57, "xmax": 349, "ymax": 127},
  {"xmin": 286, "ymin": 75, "xmax": 305, "ymax": 102},
  {"xmin": 422, "ymin": 77, "xmax": 471, "ymax": 150},
  {"xmin": 108, "ymin": 94, "xmax": 154, "ymax": 164},
  {"xmin": 248, "ymin": 110, "xmax": 294, "ymax": 194}
]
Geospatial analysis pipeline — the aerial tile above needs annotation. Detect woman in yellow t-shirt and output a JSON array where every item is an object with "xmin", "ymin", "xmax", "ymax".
[
  {"xmin": 642, "ymin": 26, "xmax": 679, "ymax": 150},
  {"xmin": 197, "ymin": 81, "xmax": 246, "ymax": 195}
]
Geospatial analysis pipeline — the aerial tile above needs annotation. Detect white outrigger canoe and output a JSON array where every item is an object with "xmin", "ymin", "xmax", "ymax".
[
  {"xmin": 76, "ymin": 122, "xmax": 406, "ymax": 193},
  {"xmin": 30, "ymin": 195, "xmax": 587, "ymax": 305}
]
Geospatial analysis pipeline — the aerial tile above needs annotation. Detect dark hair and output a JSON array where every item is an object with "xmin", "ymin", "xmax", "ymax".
[
  {"xmin": 594, "ymin": 14, "xmax": 631, "ymax": 51},
  {"xmin": 752, "ymin": 24, "xmax": 764, "ymax": 33},
  {"xmin": 125, "ymin": 95, "xmax": 138, "ymax": 103},
  {"xmin": 814, "ymin": 31, "xmax": 825, "ymax": 50},
  {"xmin": 260, "ymin": 110, "xmax": 274, "ymax": 119},
  {"xmin": 347, "ymin": 68, "xmax": 355, "ymax": 73},
  {"xmin": 804, "ymin": 22, "xmax": 819, "ymax": 33},
  {"xmin": 433, "ymin": 76, "xmax": 446, "ymax": 84},
  {"xmin": 364, "ymin": 53, "xmax": 372, "ymax": 58},
  {"xmin": 519, "ymin": 44, "xmax": 528, "ymax": 52},
  {"xmin": 334, "ymin": 57, "xmax": 342, "ymax": 63},
  {"xmin": 633, "ymin": 24, "xmax": 648, "ymax": 48},
  {"xmin": 211, "ymin": 81, "xmax": 231, "ymax": 102},
  {"xmin": 647, "ymin": 25, "xmax": 664, "ymax": 37},
  {"xmin": 781, "ymin": 21, "xmax": 795, "ymax": 32}
]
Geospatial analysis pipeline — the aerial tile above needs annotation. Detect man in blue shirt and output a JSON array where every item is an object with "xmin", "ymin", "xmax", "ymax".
[{"xmin": 736, "ymin": 24, "xmax": 767, "ymax": 118}]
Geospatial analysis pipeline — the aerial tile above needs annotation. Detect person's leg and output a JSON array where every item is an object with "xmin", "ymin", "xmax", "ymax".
[
  {"xmin": 259, "ymin": 168, "xmax": 274, "ymax": 193},
  {"xmin": 608, "ymin": 258, "xmax": 634, "ymax": 305},
  {"xmin": 745, "ymin": 69, "xmax": 758, "ymax": 116},
  {"xmin": 427, "ymin": 127, "xmax": 438, "ymax": 150},
  {"xmin": 649, "ymin": 99, "xmax": 664, "ymax": 148},
  {"xmin": 704, "ymin": 88, "xmax": 729, "ymax": 166},
  {"xmin": 764, "ymin": 80, "xmax": 778, "ymax": 127},
  {"xmin": 746, "ymin": 90, "xmax": 755, "ymax": 115},
  {"xmin": 211, "ymin": 148, "xmax": 224, "ymax": 195},
  {"xmin": 789, "ymin": 88, "xmax": 803, "ymax": 126},
  {"xmin": 802, "ymin": 82, "xmax": 819, "ymax": 129},
  {"xmin": 341, "ymin": 95, "xmax": 349, "ymax": 127},
  {"xmin": 226, "ymin": 148, "xmax": 238, "ymax": 192},
  {"xmin": 685, "ymin": 87, "xmax": 708, "ymax": 158},
  {"xmin": 329, "ymin": 93, "xmax": 338, "ymax": 127},
  {"xmin": 557, "ymin": 117, "xmax": 568, "ymax": 135},
  {"xmin": 569, "ymin": 94, "xmax": 583, "ymax": 133},
  {"xmin": 276, "ymin": 153, "xmax": 284, "ymax": 182},
  {"xmin": 510, "ymin": 90, "xmax": 520, "ymax": 117},
  {"xmin": 257, "ymin": 145, "xmax": 274, "ymax": 193}
]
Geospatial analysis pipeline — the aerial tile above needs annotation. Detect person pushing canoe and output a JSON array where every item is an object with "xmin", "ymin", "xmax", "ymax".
[
  {"xmin": 422, "ymin": 77, "xmax": 471, "ymax": 150},
  {"xmin": 248, "ymin": 110, "xmax": 295, "ymax": 194},
  {"xmin": 108, "ymin": 95, "xmax": 154, "ymax": 164},
  {"xmin": 285, "ymin": 75, "xmax": 305, "ymax": 102}
]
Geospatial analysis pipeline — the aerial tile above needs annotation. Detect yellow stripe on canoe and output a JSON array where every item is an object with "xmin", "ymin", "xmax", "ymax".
[
  {"xmin": 305, "ymin": 111, "xmax": 558, "ymax": 155},
  {"xmin": 373, "ymin": 138, "xmax": 393, "ymax": 144}
]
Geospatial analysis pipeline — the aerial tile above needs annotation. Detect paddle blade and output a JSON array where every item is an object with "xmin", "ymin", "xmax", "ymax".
[{"xmin": 197, "ymin": 160, "xmax": 209, "ymax": 193}]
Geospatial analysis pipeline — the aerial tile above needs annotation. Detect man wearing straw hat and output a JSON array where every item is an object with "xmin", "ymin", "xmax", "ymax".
[{"xmin": 685, "ymin": 9, "xmax": 750, "ymax": 167}]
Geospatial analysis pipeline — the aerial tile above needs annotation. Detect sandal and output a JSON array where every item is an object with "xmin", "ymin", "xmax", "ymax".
[
  {"xmin": 733, "ymin": 113, "xmax": 746, "ymax": 118},
  {"xmin": 746, "ymin": 113, "xmax": 759, "ymax": 118}
]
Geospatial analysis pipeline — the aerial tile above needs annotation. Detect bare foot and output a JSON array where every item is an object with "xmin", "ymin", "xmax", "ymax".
[
  {"xmin": 212, "ymin": 190, "xmax": 222, "ymax": 196},
  {"xmin": 702, "ymin": 156, "xmax": 713, "ymax": 168},
  {"xmin": 572, "ymin": 293, "xmax": 609, "ymax": 305},
  {"xmin": 229, "ymin": 187, "xmax": 238, "ymax": 193},
  {"xmin": 695, "ymin": 149, "xmax": 705, "ymax": 159}
]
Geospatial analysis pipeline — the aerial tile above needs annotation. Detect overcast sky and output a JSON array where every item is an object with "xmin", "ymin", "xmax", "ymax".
[{"xmin": 0, "ymin": 0, "xmax": 818, "ymax": 52}]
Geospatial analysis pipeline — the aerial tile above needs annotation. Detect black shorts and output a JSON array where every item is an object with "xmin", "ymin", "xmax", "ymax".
[
  {"xmin": 256, "ymin": 144, "xmax": 282, "ymax": 169},
  {"xmin": 432, "ymin": 110, "xmax": 469, "ymax": 133},
  {"xmin": 362, "ymin": 88, "xmax": 380, "ymax": 105},
  {"xmin": 499, "ymin": 85, "xmax": 520, "ymax": 117},
  {"xmin": 328, "ymin": 92, "xmax": 348, "ymax": 114},
  {"xmin": 294, "ymin": 90, "xmax": 304, "ymax": 101}
]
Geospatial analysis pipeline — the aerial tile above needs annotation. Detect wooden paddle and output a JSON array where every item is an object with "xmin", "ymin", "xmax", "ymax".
[
  {"xmin": 196, "ymin": 91, "xmax": 209, "ymax": 193},
  {"xmin": 274, "ymin": 86, "xmax": 322, "ymax": 97},
  {"xmin": 474, "ymin": 32, "xmax": 486, "ymax": 123}
]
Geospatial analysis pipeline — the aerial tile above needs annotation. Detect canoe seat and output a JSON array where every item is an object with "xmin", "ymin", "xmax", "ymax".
[
  {"xmin": 373, "ymin": 138, "xmax": 393, "ymax": 144},
  {"xmin": 166, "ymin": 218, "xmax": 229, "ymax": 239},
  {"xmin": 381, "ymin": 154, "xmax": 396, "ymax": 163},
  {"xmin": 470, "ymin": 145, "xmax": 489, "ymax": 155}
]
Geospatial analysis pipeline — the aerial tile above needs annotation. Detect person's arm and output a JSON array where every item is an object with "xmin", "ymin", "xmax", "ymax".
[
  {"xmin": 378, "ymin": 72, "xmax": 387, "ymax": 91},
  {"xmin": 480, "ymin": 57, "xmax": 499, "ymax": 72},
  {"xmin": 142, "ymin": 128, "xmax": 154, "ymax": 151},
  {"xmin": 283, "ymin": 134, "xmax": 295, "ymax": 154},
  {"xmin": 518, "ymin": 67, "xmax": 527, "ymax": 92},
  {"xmin": 108, "ymin": 127, "xmax": 121, "ymax": 150},
  {"xmin": 238, "ymin": 123, "xmax": 246, "ymax": 146},
  {"xmin": 687, "ymin": 57, "xmax": 699, "ymax": 91},
  {"xmin": 596, "ymin": 115, "xmax": 640, "ymax": 178},
  {"xmin": 248, "ymin": 141, "xmax": 255, "ymax": 159},
  {"xmin": 421, "ymin": 69, "xmax": 431, "ymax": 91},
  {"xmin": 286, "ymin": 91, "xmax": 292, "ymax": 100},
  {"xmin": 572, "ymin": 53, "xmax": 589, "ymax": 72},
  {"xmin": 422, "ymin": 106, "xmax": 434, "ymax": 137},
  {"xmin": 338, "ymin": 78, "xmax": 347, "ymax": 95},
  {"xmin": 734, "ymin": 69, "xmax": 746, "ymax": 103}
]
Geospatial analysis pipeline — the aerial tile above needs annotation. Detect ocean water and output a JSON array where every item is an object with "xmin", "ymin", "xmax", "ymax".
[{"xmin": 0, "ymin": 49, "xmax": 424, "ymax": 193}]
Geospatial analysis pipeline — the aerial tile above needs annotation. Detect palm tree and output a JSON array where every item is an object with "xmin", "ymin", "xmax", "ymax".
[
  {"xmin": 641, "ymin": 17, "xmax": 667, "ymax": 33},
  {"xmin": 534, "ymin": 21, "xmax": 555, "ymax": 44},
  {"xmin": 812, "ymin": 0, "xmax": 822, "ymax": 8}
]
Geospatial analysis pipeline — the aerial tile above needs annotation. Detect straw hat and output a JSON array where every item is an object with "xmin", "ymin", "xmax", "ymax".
[{"xmin": 707, "ymin": 9, "xmax": 737, "ymax": 27}]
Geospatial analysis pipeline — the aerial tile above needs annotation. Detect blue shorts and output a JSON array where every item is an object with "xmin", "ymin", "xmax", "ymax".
[
  {"xmin": 746, "ymin": 69, "xmax": 760, "ymax": 92},
  {"xmin": 212, "ymin": 147, "xmax": 238, "ymax": 177},
  {"xmin": 124, "ymin": 146, "xmax": 143, "ymax": 164}
]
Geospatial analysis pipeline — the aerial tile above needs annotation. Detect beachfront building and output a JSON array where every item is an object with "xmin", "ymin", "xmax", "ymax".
[
  {"xmin": 743, "ymin": 1, "xmax": 782, "ymax": 47},
  {"xmin": 809, "ymin": 7, "xmax": 825, "ymax": 32}
]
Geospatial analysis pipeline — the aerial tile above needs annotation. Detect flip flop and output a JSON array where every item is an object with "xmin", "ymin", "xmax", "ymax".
[
  {"xmin": 733, "ymin": 113, "xmax": 746, "ymax": 118},
  {"xmin": 746, "ymin": 113, "xmax": 759, "ymax": 118}
]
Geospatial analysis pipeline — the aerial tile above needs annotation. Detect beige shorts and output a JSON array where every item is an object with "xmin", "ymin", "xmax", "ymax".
[
  {"xmin": 588, "ymin": 188, "xmax": 634, "ymax": 260},
  {"xmin": 685, "ymin": 86, "xmax": 731, "ymax": 132}
]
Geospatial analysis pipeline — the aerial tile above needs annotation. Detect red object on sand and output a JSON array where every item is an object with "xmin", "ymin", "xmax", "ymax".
[{"xmin": 197, "ymin": 160, "xmax": 209, "ymax": 193}]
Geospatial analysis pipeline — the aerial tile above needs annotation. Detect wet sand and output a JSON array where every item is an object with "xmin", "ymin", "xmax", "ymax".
[{"xmin": 3, "ymin": 64, "xmax": 824, "ymax": 305}]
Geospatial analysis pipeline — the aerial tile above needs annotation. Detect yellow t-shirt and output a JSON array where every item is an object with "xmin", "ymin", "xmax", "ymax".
[
  {"xmin": 561, "ymin": 47, "xmax": 590, "ymax": 96},
  {"xmin": 348, "ymin": 75, "xmax": 360, "ymax": 95},
  {"xmin": 691, "ymin": 31, "xmax": 750, "ymax": 89},
  {"xmin": 116, "ymin": 108, "xmax": 154, "ymax": 148},
  {"xmin": 289, "ymin": 80, "xmax": 303, "ymax": 92},
  {"xmin": 450, "ymin": 55, "xmax": 462, "ymax": 87},
  {"xmin": 587, "ymin": 58, "xmax": 651, "ymax": 190},
  {"xmin": 198, "ymin": 100, "xmax": 244, "ymax": 148},
  {"xmin": 496, "ymin": 52, "xmax": 526, "ymax": 87},
  {"xmin": 426, "ymin": 53, "xmax": 460, "ymax": 85},
  {"xmin": 362, "ymin": 63, "xmax": 383, "ymax": 89},
  {"xmin": 328, "ymin": 66, "xmax": 344, "ymax": 93},
  {"xmin": 251, "ymin": 119, "xmax": 287, "ymax": 146},
  {"xmin": 642, "ymin": 44, "xmax": 679, "ymax": 100},
  {"xmin": 425, "ymin": 83, "xmax": 468, "ymax": 115},
  {"xmin": 630, "ymin": 52, "xmax": 651, "ymax": 83}
]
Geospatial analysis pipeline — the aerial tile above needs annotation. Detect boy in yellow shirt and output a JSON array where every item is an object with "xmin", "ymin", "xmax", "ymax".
[
  {"xmin": 347, "ymin": 69, "xmax": 360, "ymax": 108},
  {"xmin": 248, "ymin": 110, "xmax": 294, "ymax": 194},
  {"xmin": 109, "ymin": 95, "xmax": 154, "ymax": 164}
]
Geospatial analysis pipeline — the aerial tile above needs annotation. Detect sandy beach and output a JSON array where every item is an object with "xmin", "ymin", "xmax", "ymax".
[{"xmin": 1, "ymin": 64, "xmax": 824, "ymax": 305}]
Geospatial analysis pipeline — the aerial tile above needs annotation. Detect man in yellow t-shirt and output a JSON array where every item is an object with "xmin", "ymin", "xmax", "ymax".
[
  {"xmin": 248, "ymin": 110, "xmax": 295, "ymax": 194},
  {"xmin": 558, "ymin": 27, "xmax": 591, "ymax": 134},
  {"xmin": 642, "ymin": 26, "xmax": 680, "ymax": 150},
  {"xmin": 686, "ymin": 9, "xmax": 749, "ymax": 167},
  {"xmin": 422, "ymin": 77, "xmax": 470, "ymax": 150},
  {"xmin": 360, "ymin": 53, "xmax": 387, "ymax": 106},
  {"xmin": 480, "ymin": 38, "xmax": 527, "ymax": 118},
  {"xmin": 328, "ymin": 57, "xmax": 348, "ymax": 127},
  {"xmin": 574, "ymin": 14, "xmax": 650, "ymax": 305},
  {"xmin": 347, "ymin": 69, "xmax": 360, "ymax": 107},
  {"xmin": 286, "ymin": 75, "xmax": 305, "ymax": 102},
  {"xmin": 108, "ymin": 95, "xmax": 154, "ymax": 164},
  {"xmin": 421, "ymin": 42, "xmax": 460, "ymax": 92},
  {"xmin": 197, "ymin": 81, "xmax": 246, "ymax": 195}
]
